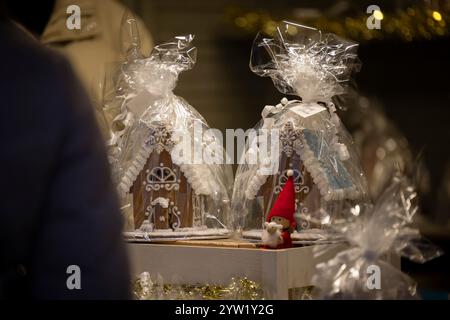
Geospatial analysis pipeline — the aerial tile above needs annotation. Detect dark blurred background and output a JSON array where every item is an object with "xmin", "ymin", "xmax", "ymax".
[{"xmin": 122, "ymin": 0, "xmax": 450, "ymax": 294}]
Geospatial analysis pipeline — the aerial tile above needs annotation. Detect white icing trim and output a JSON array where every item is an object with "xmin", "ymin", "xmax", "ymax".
[
  {"xmin": 245, "ymin": 170, "xmax": 269, "ymax": 200},
  {"xmin": 118, "ymin": 128, "xmax": 220, "ymax": 197},
  {"xmin": 243, "ymin": 121, "xmax": 361, "ymax": 202},
  {"xmin": 118, "ymin": 143, "xmax": 153, "ymax": 198},
  {"xmin": 297, "ymin": 130, "xmax": 360, "ymax": 201},
  {"xmin": 151, "ymin": 197, "xmax": 169, "ymax": 208},
  {"xmin": 177, "ymin": 164, "xmax": 216, "ymax": 196}
]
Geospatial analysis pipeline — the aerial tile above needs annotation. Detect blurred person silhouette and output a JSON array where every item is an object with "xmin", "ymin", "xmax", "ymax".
[
  {"xmin": 4, "ymin": 0, "xmax": 153, "ymax": 136},
  {"xmin": 0, "ymin": 13, "xmax": 130, "ymax": 299}
]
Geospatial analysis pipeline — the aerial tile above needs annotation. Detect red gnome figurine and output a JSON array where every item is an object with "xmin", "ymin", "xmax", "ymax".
[{"xmin": 263, "ymin": 170, "xmax": 297, "ymax": 249}]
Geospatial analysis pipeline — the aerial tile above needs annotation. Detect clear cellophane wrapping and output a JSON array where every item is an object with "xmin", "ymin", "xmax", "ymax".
[
  {"xmin": 104, "ymin": 15, "xmax": 233, "ymax": 240},
  {"xmin": 311, "ymin": 175, "xmax": 443, "ymax": 299},
  {"xmin": 232, "ymin": 22, "xmax": 368, "ymax": 243}
]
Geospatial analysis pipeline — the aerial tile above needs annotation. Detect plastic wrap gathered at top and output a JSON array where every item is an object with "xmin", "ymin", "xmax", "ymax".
[
  {"xmin": 249, "ymin": 21, "xmax": 360, "ymax": 103},
  {"xmin": 232, "ymin": 22, "xmax": 368, "ymax": 244},
  {"xmin": 311, "ymin": 175, "xmax": 443, "ymax": 299},
  {"xmin": 105, "ymin": 14, "xmax": 233, "ymax": 241}
]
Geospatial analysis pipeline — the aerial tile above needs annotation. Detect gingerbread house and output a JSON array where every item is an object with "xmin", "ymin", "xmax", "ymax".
[
  {"xmin": 232, "ymin": 22, "xmax": 368, "ymax": 244},
  {"xmin": 118, "ymin": 119, "xmax": 231, "ymax": 240},
  {"xmin": 107, "ymin": 34, "xmax": 231, "ymax": 241},
  {"xmin": 235, "ymin": 100, "xmax": 367, "ymax": 243}
]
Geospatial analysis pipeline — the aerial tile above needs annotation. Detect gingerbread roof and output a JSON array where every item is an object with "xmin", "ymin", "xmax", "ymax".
[
  {"xmin": 117, "ymin": 122, "xmax": 222, "ymax": 198},
  {"xmin": 244, "ymin": 120, "xmax": 364, "ymax": 202}
]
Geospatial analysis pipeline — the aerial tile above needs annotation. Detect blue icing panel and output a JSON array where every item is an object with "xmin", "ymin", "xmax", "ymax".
[{"xmin": 303, "ymin": 129, "xmax": 354, "ymax": 192}]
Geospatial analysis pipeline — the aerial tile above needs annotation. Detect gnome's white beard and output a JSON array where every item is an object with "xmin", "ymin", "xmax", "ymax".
[{"xmin": 262, "ymin": 222, "xmax": 284, "ymax": 248}]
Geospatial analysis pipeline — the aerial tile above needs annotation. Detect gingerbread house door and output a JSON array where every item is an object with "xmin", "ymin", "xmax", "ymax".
[{"xmin": 146, "ymin": 197, "xmax": 170, "ymax": 229}]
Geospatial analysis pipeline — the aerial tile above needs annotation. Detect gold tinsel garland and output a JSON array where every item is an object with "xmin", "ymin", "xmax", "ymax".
[
  {"xmin": 225, "ymin": 4, "xmax": 449, "ymax": 42},
  {"xmin": 133, "ymin": 272, "xmax": 266, "ymax": 300}
]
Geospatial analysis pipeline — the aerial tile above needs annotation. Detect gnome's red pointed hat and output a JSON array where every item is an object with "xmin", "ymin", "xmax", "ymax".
[{"xmin": 267, "ymin": 170, "xmax": 297, "ymax": 228}]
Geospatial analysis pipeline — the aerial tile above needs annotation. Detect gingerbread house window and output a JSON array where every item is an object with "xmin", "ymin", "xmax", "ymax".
[{"xmin": 145, "ymin": 165, "xmax": 180, "ymax": 191}]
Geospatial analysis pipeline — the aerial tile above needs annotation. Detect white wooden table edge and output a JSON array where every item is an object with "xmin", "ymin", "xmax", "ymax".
[{"xmin": 127, "ymin": 242, "xmax": 349, "ymax": 299}]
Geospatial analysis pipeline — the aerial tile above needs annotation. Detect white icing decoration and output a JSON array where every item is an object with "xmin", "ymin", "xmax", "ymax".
[
  {"xmin": 244, "ymin": 111, "xmax": 361, "ymax": 202},
  {"xmin": 118, "ymin": 122, "xmax": 219, "ymax": 198},
  {"xmin": 280, "ymin": 121, "xmax": 302, "ymax": 157},
  {"xmin": 274, "ymin": 169, "xmax": 310, "ymax": 195},
  {"xmin": 336, "ymin": 143, "xmax": 350, "ymax": 161},
  {"xmin": 151, "ymin": 197, "xmax": 169, "ymax": 208},
  {"xmin": 144, "ymin": 165, "xmax": 179, "ymax": 192}
]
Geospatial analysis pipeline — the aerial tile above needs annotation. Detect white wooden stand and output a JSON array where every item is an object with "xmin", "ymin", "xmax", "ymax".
[{"xmin": 127, "ymin": 242, "xmax": 349, "ymax": 299}]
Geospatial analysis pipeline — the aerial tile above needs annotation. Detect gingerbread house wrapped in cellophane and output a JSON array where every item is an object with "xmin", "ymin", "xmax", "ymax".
[
  {"xmin": 107, "ymin": 33, "xmax": 233, "ymax": 241},
  {"xmin": 232, "ymin": 22, "xmax": 369, "ymax": 245}
]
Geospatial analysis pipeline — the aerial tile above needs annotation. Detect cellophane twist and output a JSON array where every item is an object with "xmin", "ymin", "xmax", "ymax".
[{"xmin": 311, "ymin": 175, "xmax": 443, "ymax": 299}]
